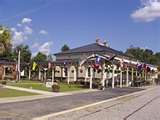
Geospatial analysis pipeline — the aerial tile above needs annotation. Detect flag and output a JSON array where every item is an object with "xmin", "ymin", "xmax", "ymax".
[
  {"xmin": 32, "ymin": 62, "xmax": 37, "ymax": 71},
  {"xmin": 96, "ymin": 56, "xmax": 101, "ymax": 63}
]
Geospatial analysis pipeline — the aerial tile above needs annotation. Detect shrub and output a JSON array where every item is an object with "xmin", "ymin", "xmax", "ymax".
[
  {"xmin": 0, "ymin": 80, "xmax": 7, "ymax": 85},
  {"xmin": 52, "ymin": 84, "xmax": 60, "ymax": 92}
]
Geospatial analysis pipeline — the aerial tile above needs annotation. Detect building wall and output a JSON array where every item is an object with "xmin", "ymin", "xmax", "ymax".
[{"xmin": 0, "ymin": 64, "xmax": 17, "ymax": 80}]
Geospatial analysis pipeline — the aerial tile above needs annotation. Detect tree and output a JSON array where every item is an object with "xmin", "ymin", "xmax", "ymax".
[
  {"xmin": 125, "ymin": 47, "xmax": 157, "ymax": 65},
  {"xmin": 61, "ymin": 44, "xmax": 70, "ymax": 52},
  {"xmin": 32, "ymin": 52, "xmax": 47, "ymax": 63},
  {"xmin": 0, "ymin": 26, "xmax": 12, "ymax": 57},
  {"xmin": 12, "ymin": 44, "xmax": 32, "ymax": 63}
]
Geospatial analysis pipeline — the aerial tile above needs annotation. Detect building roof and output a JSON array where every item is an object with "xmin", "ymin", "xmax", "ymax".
[{"xmin": 55, "ymin": 43, "xmax": 127, "ymax": 57}]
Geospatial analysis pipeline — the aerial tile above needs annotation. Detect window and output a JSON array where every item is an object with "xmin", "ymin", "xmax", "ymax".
[{"xmin": 5, "ymin": 67, "xmax": 12, "ymax": 76}]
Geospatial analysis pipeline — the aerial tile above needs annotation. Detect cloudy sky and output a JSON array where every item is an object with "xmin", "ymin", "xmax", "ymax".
[{"xmin": 1, "ymin": 0, "xmax": 160, "ymax": 56}]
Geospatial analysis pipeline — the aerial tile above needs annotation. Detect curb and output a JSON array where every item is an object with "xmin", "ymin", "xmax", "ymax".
[{"xmin": 33, "ymin": 86, "xmax": 157, "ymax": 120}]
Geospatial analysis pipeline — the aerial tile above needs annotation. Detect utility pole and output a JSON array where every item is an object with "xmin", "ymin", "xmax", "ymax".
[{"xmin": 17, "ymin": 50, "xmax": 21, "ymax": 81}]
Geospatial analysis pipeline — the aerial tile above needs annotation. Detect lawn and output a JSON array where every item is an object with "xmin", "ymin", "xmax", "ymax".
[
  {"xmin": 8, "ymin": 80, "xmax": 87, "ymax": 92},
  {"xmin": 0, "ymin": 88, "xmax": 38, "ymax": 98},
  {"xmin": 59, "ymin": 83, "xmax": 86, "ymax": 92}
]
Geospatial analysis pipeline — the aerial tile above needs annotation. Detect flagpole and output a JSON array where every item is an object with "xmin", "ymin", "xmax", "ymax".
[{"xmin": 18, "ymin": 50, "xmax": 21, "ymax": 81}]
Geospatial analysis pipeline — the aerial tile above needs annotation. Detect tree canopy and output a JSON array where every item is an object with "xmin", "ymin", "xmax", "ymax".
[
  {"xmin": 0, "ymin": 26, "xmax": 12, "ymax": 57},
  {"xmin": 12, "ymin": 44, "xmax": 32, "ymax": 63},
  {"xmin": 61, "ymin": 44, "xmax": 70, "ymax": 52},
  {"xmin": 125, "ymin": 47, "xmax": 159, "ymax": 65},
  {"xmin": 32, "ymin": 52, "xmax": 47, "ymax": 63}
]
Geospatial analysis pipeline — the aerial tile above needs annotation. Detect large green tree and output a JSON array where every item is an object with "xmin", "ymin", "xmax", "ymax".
[
  {"xmin": 125, "ymin": 47, "xmax": 158, "ymax": 65},
  {"xmin": 12, "ymin": 44, "xmax": 32, "ymax": 63},
  {"xmin": 0, "ymin": 26, "xmax": 12, "ymax": 57},
  {"xmin": 32, "ymin": 52, "xmax": 47, "ymax": 63}
]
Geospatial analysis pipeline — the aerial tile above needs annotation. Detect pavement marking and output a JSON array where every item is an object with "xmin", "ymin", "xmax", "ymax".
[
  {"xmin": 123, "ymin": 95, "xmax": 160, "ymax": 120},
  {"xmin": 33, "ymin": 86, "xmax": 158, "ymax": 120}
]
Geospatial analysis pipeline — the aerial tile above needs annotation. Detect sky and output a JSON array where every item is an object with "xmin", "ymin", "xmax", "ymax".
[{"xmin": 1, "ymin": 0, "xmax": 160, "ymax": 56}]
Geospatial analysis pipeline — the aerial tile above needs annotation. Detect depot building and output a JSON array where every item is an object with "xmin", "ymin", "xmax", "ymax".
[{"xmin": 53, "ymin": 40, "xmax": 157, "ymax": 89}]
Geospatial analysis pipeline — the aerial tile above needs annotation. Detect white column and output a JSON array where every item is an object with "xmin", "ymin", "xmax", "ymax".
[
  {"xmin": 112, "ymin": 67, "xmax": 115, "ymax": 88},
  {"xmin": 29, "ymin": 68, "xmax": 31, "ymax": 80},
  {"xmin": 102, "ymin": 67, "xmax": 106, "ymax": 90},
  {"xmin": 44, "ymin": 70, "xmax": 47, "ymax": 83},
  {"xmin": 74, "ymin": 67, "xmax": 77, "ymax": 82},
  {"xmin": 52, "ymin": 68, "xmax": 55, "ymax": 83},
  {"xmin": 85, "ymin": 67, "xmax": 88, "ymax": 83},
  {"xmin": 38, "ymin": 68, "xmax": 41, "ymax": 80},
  {"xmin": 120, "ymin": 69, "xmax": 123, "ymax": 88},
  {"xmin": 90, "ymin": 67, "xmax": 93, "ymax": 89},
  {"xmin": 67, "ymin": 67, "xmax": 70, "ymax": 84},
  {"xmin": 131, "ymin": 68, "xmax": 134, "ymax": 82},
  {"xmin": 126, "ymin": 67, "xmax": 129, "ymax": 87}
]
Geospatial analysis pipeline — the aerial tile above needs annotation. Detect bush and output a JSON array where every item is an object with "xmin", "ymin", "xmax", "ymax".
[
  {"xmin": 52, "ymin": 84, "xmax": 60, "ymax": 92},
  {"xmin": 0, "ymin": 80, "xmax": 7, "ymax": 85}
]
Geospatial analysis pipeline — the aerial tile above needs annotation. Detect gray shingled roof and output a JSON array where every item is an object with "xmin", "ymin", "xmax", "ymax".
[{"xmin": 55, "ymin": 43, "xmax": 126, "ymax": 56}]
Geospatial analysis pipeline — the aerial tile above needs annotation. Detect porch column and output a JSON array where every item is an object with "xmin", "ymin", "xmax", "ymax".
[
  {"xmin": 85, "ymin": 67, "xmax": 88, "ymax": 83},
  {"xmin": 90, "ymin": 67, "xmax": 93, "ymax": 89},
  {"xmin": 126, "ymin": 67, "xmax": 129, "ymax": 87},
  {"xmin": 112, "ymin": 66, "xmax": 115, "ymax": 88},
  {"xmin": 38, "ymin": 68, "xmax": 41, "ymax": 80},
  {"xmin": 29, "ymin": 68, "xmax": 31, "ymax": 80},
  {"xmin": 102, "ymin": 65, "xmax": 106, "ymax": 90},
  {"xmin": 61, "ymin": 67, "xmax": 63, "ymax": 81},
  {"xmin": 67, "ymin": 67, "xmax": 70, "ymax": 84},
  {"xmin": 73, "ymin": 67, "xmax": 77, "ymax": 82},
  {"xmin": 131, "ymin": 68, "xmax": 134, "ymax": 82},
  {"xmin": 52, "ymin": 68, "xmax": 55, "ymax": 83},
  {"xmin": 44, "ymin": 69, "xmax": 47, "ymax": 83},
  {"xmin": 120, "ymin": 69, "xmax": 123, "ymax": 88}
]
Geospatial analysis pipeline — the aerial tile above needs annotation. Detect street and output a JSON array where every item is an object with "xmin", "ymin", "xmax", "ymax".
[
  {"xmin": 0, "ymin": 87, "xmax": 142, "ymax": 120},
  {"xmin": 50, "ymin": 86, "xmax": 160, "ymax": 120}
]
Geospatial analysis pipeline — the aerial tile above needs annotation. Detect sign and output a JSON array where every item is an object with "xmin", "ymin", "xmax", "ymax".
[{"xmin": 46, "ymin": 82, "xmax": 53, "ymax": 88}]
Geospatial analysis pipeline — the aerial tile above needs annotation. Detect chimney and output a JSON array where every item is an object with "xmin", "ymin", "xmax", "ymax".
[
  {"xmin": 103, "ymin": 40, "xmax": 109, "ymax": 47},
  {"xmin": 96, "ymin": 36, "xmax": 100, "ymax": 44},
  {"xmin": 103, "ymin": 42, "xmax": 107, "ymax": 46}
]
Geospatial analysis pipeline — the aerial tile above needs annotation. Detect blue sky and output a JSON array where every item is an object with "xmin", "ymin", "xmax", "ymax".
[{"xmin": 1, "ymin": 0, "xmax": 160, "ymax": 56}]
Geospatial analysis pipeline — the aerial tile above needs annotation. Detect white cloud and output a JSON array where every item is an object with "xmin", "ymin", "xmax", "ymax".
[
  {"xmin": 24, "ymin": 26, "xmax": 33, "ymax": 35},
  {"xmin": 12, "ymin": 30, "xmax": 25, "ymax": 46},
  {"xmin": 17, "ymin": 23, "xmax": 22, "ymax": 27},
  {"xmin": 39, "ymin": 30, "xmax": 48, "ymax": 35},
  {"xmin": 131, "ymin": 0, "xmax": 160, "ymax": 22},
  {"xmin": 39, "ymin": 41, "xmax": 53, "ymax": 55},
  {"xmin": 22, "ymin": 18, "xmax": 32, "ymax": 24},
  {"xmin": 31, "ymin": 42, "xmax": 40, "ymax": 48},
  {"xmin": 11, "ymin": 18, "xmax": 33, "ymax": 47}
]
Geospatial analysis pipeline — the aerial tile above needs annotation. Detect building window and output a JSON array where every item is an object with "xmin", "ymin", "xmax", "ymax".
[{"xmin": 5, "ymin": 67, "xmax": 12, "ymax": 76}]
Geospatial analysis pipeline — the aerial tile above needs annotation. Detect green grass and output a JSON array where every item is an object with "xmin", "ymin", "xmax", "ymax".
[
  {"xmin": 8, "ymin": 80, "xmax": 87, "ymax": 92},
  {"xmin": 0, "ymin": 88, "xmax": 38, "ymax": 98},
  {"xmin": 59, "ymin": 83, "xmax": 86, "ymax": 92},
  {"xmin": 9, "ymin": 83, "xmax": 51, "ymax": 91}
]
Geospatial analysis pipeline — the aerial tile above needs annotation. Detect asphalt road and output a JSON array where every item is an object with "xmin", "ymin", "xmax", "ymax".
[
  {"xmin": 0, "ymin": 87, "xmax": 142, "ymax": 120},
  {"xmin": 50, "ymin": 86, "xmax": 160, "ymax": 120}
]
